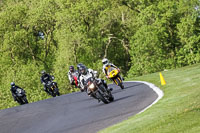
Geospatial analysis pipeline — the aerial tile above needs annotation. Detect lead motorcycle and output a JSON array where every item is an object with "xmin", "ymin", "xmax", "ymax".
[
  {"xmin": 86, "ymin": 77, "xmax": 114, "ymax": 104},
  {"xmin": 15, "ymin": 88, "xmax": 28, "ymax": 105},
  {"xmin": 46, "ymin": 80, "xmax": 60, "ymax": 97}
]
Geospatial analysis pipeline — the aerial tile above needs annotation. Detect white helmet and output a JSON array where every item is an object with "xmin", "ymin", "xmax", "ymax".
[{"xmin": 102, "ymin": 58, "xmax": 109, "ymax": 65}]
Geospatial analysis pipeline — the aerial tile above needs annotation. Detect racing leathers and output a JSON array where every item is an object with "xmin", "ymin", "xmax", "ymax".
[
  {"xmin": 79, "ymin": 68, "xmax": 108, "ymax": 94},
  {"xmin": 10, "ymin": 85, "xmax": 24, "ymax": 101},
  {"xmin": 40, "ymin": 73, "xmax": 54, "ymax": 92},
  {"xmin": 102, "ymin": 63, "xmax": 119, "ymax": 77},
  {"xmin": 68, "ymin": 70, "xmax": 80, "ymax": 87}
]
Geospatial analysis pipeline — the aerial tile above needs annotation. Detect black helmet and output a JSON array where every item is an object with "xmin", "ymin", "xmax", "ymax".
[
  {"xmin": 11, "ymin": 82, "xmax": 15, "ymax": 86},
  {"xmin": 77, "ymin": 63, "xmax": 84, "ymax": 70},
  {"xmin": 79, "ymin": 65, "xmax": 87, "ymax": 75},
  {"xmin": 69, "ymin": 65, "xmax": 74, "ymax": 72},
  {"xmin": 41, "ymin": 70, "xmax": 46, "ymax": 75}
]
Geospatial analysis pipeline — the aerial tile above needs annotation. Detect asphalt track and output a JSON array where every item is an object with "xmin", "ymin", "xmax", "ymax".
[{"xmin": 0, "ymin": 81, "xmax": 158, "ymax": 133}]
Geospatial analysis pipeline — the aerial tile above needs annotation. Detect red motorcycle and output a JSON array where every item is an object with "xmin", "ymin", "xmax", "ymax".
[
  {"xmin": 72, "ymin": 74, "xmax": 84, "ymax": 91},
  {"xmin": 73, "ymin": 75, "xmax": 79, "ymax": 87}
]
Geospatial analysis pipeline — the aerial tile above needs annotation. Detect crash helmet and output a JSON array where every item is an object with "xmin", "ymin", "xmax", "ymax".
[
  {"xmin": 69, "ymin": 65, "xmax": 75, "ymax": 72},
  {"xmin": 11, "ymin": 82, "xmax": 15, "ymax": 86},
  {"xmin": 102, "ymin": 58, "xmax": 109, "ymax": 65},
  {"xmin": 41, "ymin": 70, "xmax": 46, "ymax": 75},
  {"xmin": 77, "ymin": 63, "xmax": 83, "ymax": 71},
  {"xmin": 79, "ymin": 65, "xmax": 87, "ymax": 75}
]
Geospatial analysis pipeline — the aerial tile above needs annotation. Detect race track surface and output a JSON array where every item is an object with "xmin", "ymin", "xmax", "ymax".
[{"xmin": 0, "ymin": 82, "xmax": 158, "ymax": 133}]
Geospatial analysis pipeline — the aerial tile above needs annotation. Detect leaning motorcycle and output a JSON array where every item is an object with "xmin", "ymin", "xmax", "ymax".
[
  {"xmin": 107, "ymin": 67, "xmax": 124, "ymax": 89},
  {"xmin": 46, "ymin": 81, "xmax": 60, "ymax": 97},
  {"xmin": 86, "ymin": 77, "xmax": 114, "ymax": 104},
  {"xmin": 15, "ymin": 88, "xmax": 29, "ymax": 105}
]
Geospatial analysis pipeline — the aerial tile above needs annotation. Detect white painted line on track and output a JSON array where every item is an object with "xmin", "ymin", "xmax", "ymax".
[{"xmin": 124, "ymin": 81, "xmax": 164, "ymax": 114}]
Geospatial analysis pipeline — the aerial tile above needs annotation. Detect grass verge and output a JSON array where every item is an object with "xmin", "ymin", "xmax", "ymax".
[{"xmin": 99, "ymin": 64, "xmax": 200, "ymax": 133}]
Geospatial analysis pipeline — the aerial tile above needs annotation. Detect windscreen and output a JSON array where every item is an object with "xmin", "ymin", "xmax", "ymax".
[{"xmin": 108, "ymin": 67, "xmax": 116, "ymax": 73}]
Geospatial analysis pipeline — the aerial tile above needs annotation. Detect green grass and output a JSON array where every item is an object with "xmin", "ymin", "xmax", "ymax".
[{"xmin": 99, "ymin": 64, "xmax": 200, "ymax": 133}]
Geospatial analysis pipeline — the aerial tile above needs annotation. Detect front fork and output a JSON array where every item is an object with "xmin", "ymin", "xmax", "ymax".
[{"xmin": 112, "ymin": 75, "xmax": 122, "ymax": 86}]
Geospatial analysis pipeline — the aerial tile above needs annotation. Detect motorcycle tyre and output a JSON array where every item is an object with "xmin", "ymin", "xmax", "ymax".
[
  {"xmin": 115, "ymin": 77, "xmax": 124, "ymax": 89},
  {"xmin": 17, "ymin": 97, "xmax": 24, "ymax": 105},
  {"xmin": 108, "ymin": 95, "xmax": 114, "ymax": 102},
  {"xmin": 96, "ymin": 91, "xmax": 108, "ymax": 104},
  {"xmin": 56, "ymin": 90, "xmax": 60, "ymax": 96},
  {"xmin": 23, "ymin": 96, "xmax": 29, "ymax": 104}
]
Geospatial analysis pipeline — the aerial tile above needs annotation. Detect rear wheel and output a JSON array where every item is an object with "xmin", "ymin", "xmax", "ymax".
[{"xmin": 96, "ymin": 91, "xmax": 108, "ymax": 104}]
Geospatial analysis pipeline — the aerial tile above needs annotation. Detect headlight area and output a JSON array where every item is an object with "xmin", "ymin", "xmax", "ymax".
[{"xmin": 89, "ymin": 83, "xmax": 95, "ymax": 89}]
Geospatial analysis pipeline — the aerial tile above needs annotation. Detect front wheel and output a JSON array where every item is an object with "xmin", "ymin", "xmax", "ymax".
[
  {"xmin": 54, "ymin": 87, "xmax": 60, "ymax": 96},
  {"xmin": 108, "ymin": 95, "xmax": 114, "ymax": 102},
  {"xmin": 49, "ymin": 89, "xmax": 56, "ymax": 97},
  {"xmin": 52, "ymin": 93, "xmax": 56, "ymax": 97},
  {"xmin": 16, "ymin": 97, "xmax": 23, "ymax": 105},
  {"xmin": 56, "ymin": 90, "xmax": 60, "ymax": 96},
  {"xmin": 23, "ymin": 96, "xmax": 29, "ymax": 104},
  {"xmin": 120, "ymin": 84, "xmax": 124, "ymax": 89},
  {"xmin": 114, "ymin": 77, "xmax": 124, "ymax": 89},
  {"xmin": 104, "ymin": 89, "xmax": 114, "ymax": 102},
  {"xmin": 99, "ymin": 85, "xmax": 114, "ymax": 102},
  {"xmin": 96, "ymin": 91, "xmax": 108, "ymax": 104}
]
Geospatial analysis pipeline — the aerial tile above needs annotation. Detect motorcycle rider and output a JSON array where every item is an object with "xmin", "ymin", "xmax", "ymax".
[
  {"xmin": 76, "ymin": 63, "xmax": 85, "ymax": 85},
  {"xmin": 79, "ymin": 65, "xmax": 111, "ymax": 94},
  {"xmin": 77, "ymin": 63, "xmax": 84, "ymax": 73},
  {"xmin": 102, "ymin": 58, "xmax": 123, "ymax": 80},
  {"xmin": 10, "ymin": 82, "xmax": 25, "ymax": 101},
  {"xmin": 40, "ymin": 70, "xmax": 55, "ymax": 93},
  {"xmin": 68, "ymin": 65, "xmax": 79, "ymax": 87}
]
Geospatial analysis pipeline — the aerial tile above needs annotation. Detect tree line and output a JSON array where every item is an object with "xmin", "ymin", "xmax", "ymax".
[{"xmin": 0, "ymin": 0, "xmax": 200, "ymax": 109}]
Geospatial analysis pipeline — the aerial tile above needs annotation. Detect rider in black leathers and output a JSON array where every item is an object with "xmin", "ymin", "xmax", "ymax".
[
  {"xmin": 40, "ymin": 70, "xmax": 55, "ymax": 93},
  {"xmin": 10, "ymin": 82, "xmax": 25, "ymax": 101}
]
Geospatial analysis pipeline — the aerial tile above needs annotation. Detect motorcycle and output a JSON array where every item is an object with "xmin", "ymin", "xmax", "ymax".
[
  {"xmin": 73, "ymin": 75, "xmax": 79, "ymax": 87},
  {"xmin": 72, "ymin": 75, "xmax": 85, "ymax": 92},
  {"xmin": 107, "ymin": 67, "xmax": 124, "ymax": 89},
  {"xmin": 86, "ymin": 77, "xmax": 114, "ymax": 104},
  {"xmin": 15, "ymin": 88, "xmax": 28, "ymax": 105},
  {"xmin": 46, "ymin": 81, "xmax": 60, "ymax": 97}
]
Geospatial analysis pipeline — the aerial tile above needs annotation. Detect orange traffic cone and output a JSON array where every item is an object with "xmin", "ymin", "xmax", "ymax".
[{"xmin": 159, "ymin": 72, "xmax": 166, "ymax": 85}]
